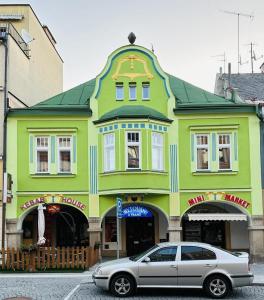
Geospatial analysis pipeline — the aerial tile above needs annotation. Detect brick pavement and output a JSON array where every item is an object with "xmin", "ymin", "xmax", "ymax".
[{"xmin": 0, "ymin": 278, "xmax": 264, "ymax": 300}]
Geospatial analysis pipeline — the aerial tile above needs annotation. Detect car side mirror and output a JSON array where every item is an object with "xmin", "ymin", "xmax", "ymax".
[{"xmin": 142, "ymin": 257, "xmax": 150, "ymax": 263}]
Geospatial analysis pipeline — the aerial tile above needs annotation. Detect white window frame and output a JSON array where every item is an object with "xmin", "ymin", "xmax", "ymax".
[
  {"xmin": 217, "ymin": 133, "xmax": 232, "ymax": 171},
  {"xmin": 152, "ymin": 132, "xmax": 164, "ymax": 171},
  {"xmin": 35, "ymin": 136, "xmax": 50, "ymax": 174},
  {"xmin": 195, "ymin": 134, "xmax": 210, "ymax": 171},
  {"xmin": 126, "ymin": 131, "xmax": 141, "ymax": 170},
  {"xmin": 142, "ymin": 82, "xmax": 150, "ymax": 100},
  {"xmin": 57, "ymin": 136, "xmax": 72, "ymax": 173},
  {"xmin": 129, "ymin": 82, "xmax": 137, "ymax": 100},
  {"xmin": 116, "ymin": 83, "xmax": 124, "ymax": 100},
  {"xmin": 104, "ymin": 133, "xmax": 115, "ymax": 172}
]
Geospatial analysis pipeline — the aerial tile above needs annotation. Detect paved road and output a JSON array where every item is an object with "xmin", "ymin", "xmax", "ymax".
[{"xmin": 0, "ymin": 277, "xmax": 264, "ymax": 300}]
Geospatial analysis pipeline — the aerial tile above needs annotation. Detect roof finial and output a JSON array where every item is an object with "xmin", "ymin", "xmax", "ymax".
[{"xmin": 128, "ymin": 32, "xmax": 136, "ymax": 44}]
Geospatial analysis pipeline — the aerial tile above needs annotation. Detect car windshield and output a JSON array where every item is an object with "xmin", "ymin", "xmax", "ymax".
[{"xmin": 129, "ymin": 245, "xmax": 159, "ymax": 261}]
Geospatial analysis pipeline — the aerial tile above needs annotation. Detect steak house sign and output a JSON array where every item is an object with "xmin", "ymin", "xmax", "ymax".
[
  {"xmin": 188, "ymin": 192, "xmax": 250, "ymax": 209},
  {"xmin": 20, "ymin": 195, "xmax": 86, "ymax": 211}
]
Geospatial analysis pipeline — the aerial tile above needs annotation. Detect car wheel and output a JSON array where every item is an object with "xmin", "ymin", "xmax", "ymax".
[
  {"xmin": 110, "ymin": 273, "xmax": 136, "ymax": 297},
  {"xmin": 204, "ymin": 275, "xmax": 231, "ymax": 299}
]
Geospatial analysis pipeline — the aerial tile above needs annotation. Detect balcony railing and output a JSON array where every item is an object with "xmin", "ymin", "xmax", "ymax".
[{"xmin": 0, "ymin": 23, "xmax": 30, "ymax": 58}]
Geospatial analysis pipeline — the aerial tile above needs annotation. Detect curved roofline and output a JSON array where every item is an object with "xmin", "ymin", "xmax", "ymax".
[{"xmin": 92, "ymin": 44, "xmax": 173, "ymax": 99}]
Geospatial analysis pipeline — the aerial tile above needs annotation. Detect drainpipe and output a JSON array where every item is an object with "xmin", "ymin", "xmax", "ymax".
[{"xmin": 1, "ymin": 31, "xmax": 8, "ymax": 249}]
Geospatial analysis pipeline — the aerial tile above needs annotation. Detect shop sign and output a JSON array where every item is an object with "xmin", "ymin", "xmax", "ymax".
[
  {"xmin": 188, "ymin": 192, "xmax": 250, "ymax": 209},
  {"xmin": 20, "ymin": 195, "xmax": 86, "ymax": 211},
  {"xmin": 122, "ymin": 205, "xmax": 153, "ymax": 218},
  {"xmin": 224, "ymin": 194, "xmax": 250, "ymax": 209},
  {"xmin": 20, "ymin": 197, "xmax": 45, "ymax": 210},
  {"xmin": 61, "ymin": 197, "xmax": 86, "ymax": 210}
]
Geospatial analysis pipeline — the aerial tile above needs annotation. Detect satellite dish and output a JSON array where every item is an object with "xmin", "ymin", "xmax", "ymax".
[{"xmin": 21, "ymin": 29, "xmax": 34, "ymax": 44}]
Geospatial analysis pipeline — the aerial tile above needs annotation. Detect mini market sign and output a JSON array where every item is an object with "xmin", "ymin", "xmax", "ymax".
[{"xmin": 188, "ymin": 192, "xmax": 250, "ymax": 209}]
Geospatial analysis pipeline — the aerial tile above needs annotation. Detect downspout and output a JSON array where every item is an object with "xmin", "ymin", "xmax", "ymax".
[{"xmin": 1, "ymin": 31, "xmax": 8, "ymax": 249}]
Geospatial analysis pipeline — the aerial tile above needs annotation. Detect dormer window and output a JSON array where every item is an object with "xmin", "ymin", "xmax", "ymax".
[
  {"xmin": 116, "ymin": 82, "xmax": 124, "ymax": 100},
  {"xmin": 129, "ymin": 82, "xmax": 137, "ymax": 100},
  {"xmin": 142, "ymin": 82, "xmax": 150, "ymax": 100}
]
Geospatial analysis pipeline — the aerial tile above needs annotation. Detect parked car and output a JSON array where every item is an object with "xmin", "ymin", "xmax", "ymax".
[{"xmin": 92, "ymin": 242, "xmax": 253, "ymax": 298}]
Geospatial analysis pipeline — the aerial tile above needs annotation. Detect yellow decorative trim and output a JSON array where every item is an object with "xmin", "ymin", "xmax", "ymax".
[{"xmin": 112, "ymin": 55, "xmax": 154, "ymax": 80}]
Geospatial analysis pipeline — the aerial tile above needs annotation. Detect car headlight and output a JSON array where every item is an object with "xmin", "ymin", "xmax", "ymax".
[{"xmin": 94, "ymin": 266, "xmax": 102, "ymax": 275}]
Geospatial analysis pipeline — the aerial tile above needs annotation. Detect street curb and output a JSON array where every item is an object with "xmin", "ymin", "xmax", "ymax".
[{"xmin": 252, "ymin": 283, "xmax": 264, "ymax": 286}]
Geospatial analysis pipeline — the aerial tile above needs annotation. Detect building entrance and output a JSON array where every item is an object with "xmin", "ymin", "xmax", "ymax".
[
  {"xmin": 182, "ymin": 202, "xmax": 249, "ymax": 251},
  {"xmin": 126, "ymin": 217, "xmax": 155, "ymax": 256},
  {"xmin": 183, "ymin": 220, "xmax": 226, "ymax": 248},
  {"xmin": 22, "ymin": 204, "xmax": 89, "ymax": 247}
]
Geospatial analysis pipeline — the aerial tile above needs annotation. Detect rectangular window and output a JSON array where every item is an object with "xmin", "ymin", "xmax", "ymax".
[
  {"xmin": 58, "ymin": 137, "xmax": 72, "ymax": 173},
  {"xmin": 196, "ymin": 134, "xmax": 209, "ymax": 170},
  {"xmin": 152, "ymin": 132, "xmax": 164, "ymax": 171},
  {"xmin": 218, "ymin": 134, "xmax": 231, "ymax": 170},
  {"xmin": 127, "ymin": 132, "xmax": 141, "ymax": 169},
  {"xmin": 116, "ymin": 82, "xmax": 124, "ymax": 100},
  {"xmin": 142, "ymin": 82, "xmax": 150, "ymax": 100},
  {"xmin": 104, "ymin": 133, "xmax": 115, "ymax": 172},
  {"xmin": 36, "ymin": 137, "xmax": 49, "ymax": 173},
  {"xmin": 129, "ymin": 82, "xmax": 136, "ymax": 100}
]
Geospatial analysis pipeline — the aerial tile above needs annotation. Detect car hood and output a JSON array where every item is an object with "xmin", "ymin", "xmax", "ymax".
[{"xmin": 99, "ymin": 257, "xmax": 132, "ymax": 268}]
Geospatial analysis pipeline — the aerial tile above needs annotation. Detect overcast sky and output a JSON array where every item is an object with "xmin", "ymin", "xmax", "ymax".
[{"xmin": 1, "ymin": 0, "xmax": 264, "ymax": 92}]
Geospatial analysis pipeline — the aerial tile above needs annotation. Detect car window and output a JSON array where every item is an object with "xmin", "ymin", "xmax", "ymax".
[
  {"xmin": 148, "ymin": 246, "xmax": 177, "ymax": 262},
  {"xmin": 181, "ymin": 246, "xmax": 216, "ymax": 261}
]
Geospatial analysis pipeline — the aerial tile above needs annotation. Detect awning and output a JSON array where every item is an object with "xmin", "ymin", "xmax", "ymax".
[{"xmin": 188, "ymin": 213, "xmax": 247, "ymax": 222}]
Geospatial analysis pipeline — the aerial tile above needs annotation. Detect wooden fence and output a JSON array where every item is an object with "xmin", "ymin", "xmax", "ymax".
[{"xmin": 0, "ymin": 246, "xmax": 99, "ymax": 272}]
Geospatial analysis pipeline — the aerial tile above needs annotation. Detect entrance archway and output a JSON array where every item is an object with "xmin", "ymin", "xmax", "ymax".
[
  {"xmin": 101, "ymin": 203, "xmax": 169, "ymax": 257},
  {"xmin": 21, "ymin": 204, "xmax": 89, "ymax": 247},
  {"xmin": 181, "ymin": 201, "xmax": 250, "ymax": 251}
]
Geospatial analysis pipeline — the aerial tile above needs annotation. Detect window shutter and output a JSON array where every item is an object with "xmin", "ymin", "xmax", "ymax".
[
  {"xmin": 29, "ymin": 135, "xmax": 35, "ymax": 174},
  {"xmin": 211, "ymin": 133, "xmax": 218, "ymax": 172},
  {"xmin": 50, "ymin": 136, "xmax": 56, "ymax": 174},
  {"xmin": 232, "ymin": 132, "xmax": 239, "ymax": 171},
  {"xmin": 72, "ymin": 135, "xmax": 77, "ymax": 174},
  {"xmin": 191, "ymin": 133, "xmax": 196, "ymax": 172}
]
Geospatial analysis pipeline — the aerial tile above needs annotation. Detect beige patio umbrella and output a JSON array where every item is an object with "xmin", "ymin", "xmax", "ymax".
[{"xmin": 37, "ymin": 204, "xmax": 46, "ymax": 245}]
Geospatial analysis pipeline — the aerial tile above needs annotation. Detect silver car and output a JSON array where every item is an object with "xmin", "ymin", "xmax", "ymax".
[{"xmin": 93, "ymin": 242, "xmax": 253, "ymax": 298}]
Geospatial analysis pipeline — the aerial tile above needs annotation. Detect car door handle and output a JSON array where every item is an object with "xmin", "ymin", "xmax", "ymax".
[
  {"xmin": 170, "ymin": 265, "xmax": 178, "ymax": 269},
  {"xmin": 205, "ymin": 264, "xmax": 213, "ymax": 267}
]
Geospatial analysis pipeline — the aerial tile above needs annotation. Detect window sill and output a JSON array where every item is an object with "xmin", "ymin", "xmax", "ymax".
[
  {"xmin": 192, "ymin": 171, "xmax": 238, "ymax": 175},
  {"xmin": 100, "ymin": 170, "xmax": 168, "ymax": 176},
  {"xmin": 31, "ymin": 173, "xmax": 76, "ymax": 178}
]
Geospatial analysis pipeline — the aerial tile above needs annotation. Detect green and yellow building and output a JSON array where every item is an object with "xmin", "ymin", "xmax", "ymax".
[{"xmin": 5, "ymin": 38, "xmax": 264, "ymax": 261}]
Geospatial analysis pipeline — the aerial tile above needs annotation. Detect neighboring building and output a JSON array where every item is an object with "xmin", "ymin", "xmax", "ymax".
[
  {"xmin": 0, "ymin": 4, "xmax": 63, "ymax": 246},
  {"xmin": 215, "ymin": 71, "xmax": 264, "ymax": 103},
  {"xmin": 5, "ymin": 38, "xmax": 264, "ymax": 261}
]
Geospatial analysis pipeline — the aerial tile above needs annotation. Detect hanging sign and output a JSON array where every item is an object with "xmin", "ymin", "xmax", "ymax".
[{"xmin": 122, "ymin": 205, "xmax": 153, "ymax": 218}]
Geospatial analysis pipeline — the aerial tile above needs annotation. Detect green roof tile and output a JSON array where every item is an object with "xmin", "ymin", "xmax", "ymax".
[
  {"xmin": 34, "ymin": 78, "xmax": 96, "ymax": 107},
  {"xmin": 167, "ymin": 74, "xmax": 240, "ymax": 106},
  {"xmin": 94, "ymin": 105, "xmax": 172, "ymax": 124}
]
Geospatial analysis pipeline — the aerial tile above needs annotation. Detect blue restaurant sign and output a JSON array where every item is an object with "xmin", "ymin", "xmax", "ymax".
[{"xmin": 122, "ymin": 205, "xmax": 153, "ymax": 218}]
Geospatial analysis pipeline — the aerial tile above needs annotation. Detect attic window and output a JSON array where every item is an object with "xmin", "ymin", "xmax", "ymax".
[
  {"xmin": 116, "ymin": 82, "xmax": 124, "ymax": 101},
  {"xmin": 129, "ymin": 82, "xmax": 136, "ymax": 100},
  {"xmin": 142, "ymin": 82, "xmax": 150, "ymax": 100}
]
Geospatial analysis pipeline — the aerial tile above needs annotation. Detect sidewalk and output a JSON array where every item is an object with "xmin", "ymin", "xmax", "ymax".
[{"xmin": 251, "ymin": 263, "xmax": 264, "ymax": 285}]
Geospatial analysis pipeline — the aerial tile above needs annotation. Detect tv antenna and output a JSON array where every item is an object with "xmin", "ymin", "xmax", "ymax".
[
  {"xmin": 220, "ymin": 10, "xmax": 254, "ymax": 74},
  {"xmin": 212, "ymin": 52, "xmax": 226, "ymax": 73},
  {"xmin": 245, "ymin": 42, "xmax": 263, "ymax": 73}
]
